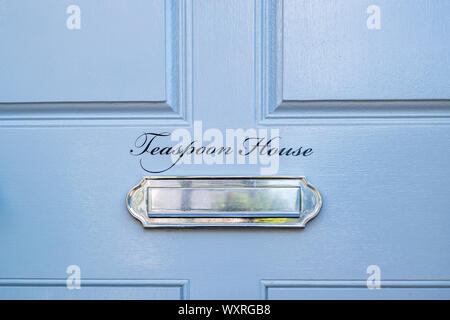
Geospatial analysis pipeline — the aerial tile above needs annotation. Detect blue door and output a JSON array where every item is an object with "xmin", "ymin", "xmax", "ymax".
[{"xmin": 0, "ymin": 0, "xmax": 449, "ymax": 299}]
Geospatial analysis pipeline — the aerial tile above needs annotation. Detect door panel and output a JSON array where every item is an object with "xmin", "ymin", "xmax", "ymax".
[
  {"xmin": 0, "ymin": 0, "xmax": 189, "ymax": 125},
  {"xmin": 280, "ymin": 0, "xmax": 450, "ymax": 100},
  {"xmin": 0, "ymin": 280, "xmax": 188, "ymax": 300},
  {"xmin": 257, "ymin": 0, "xmax": 450, "ymax": 123},
  {"xmin": 0, "ymin": 0, "xmax": 166, "ymax": 102},
  {"xmin": 262, "ymin": 281, "xmax": 450, "ymax": 300},
  {"xmin": 0, "ymin": 0, "xmax": 449, "ymax": 299}
]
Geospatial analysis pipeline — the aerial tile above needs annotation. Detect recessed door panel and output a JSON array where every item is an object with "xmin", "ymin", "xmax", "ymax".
[
  {"xmin": 0, "ymin": 0, "xmax": 449, "ymax": 300},
  {"xmin": 0, "ymin": 0, "xmax": 166, "ymax": 102}
]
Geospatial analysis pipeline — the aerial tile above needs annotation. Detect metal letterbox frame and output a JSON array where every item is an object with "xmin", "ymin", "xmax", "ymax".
[{"xmin": 126, "ymin": 176, "xmax": 322, "ymax": 228}]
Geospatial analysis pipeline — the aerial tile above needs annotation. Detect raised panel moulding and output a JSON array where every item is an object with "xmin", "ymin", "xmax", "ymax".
[{"xmin": 255, "ymin": 0, "xmax": 450, "ymax": 125}]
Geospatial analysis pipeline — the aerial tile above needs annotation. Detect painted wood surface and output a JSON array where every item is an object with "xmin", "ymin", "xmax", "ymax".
[{"xmin": 0, "ymin": 0, "xmax": 449, "ymax": 299}]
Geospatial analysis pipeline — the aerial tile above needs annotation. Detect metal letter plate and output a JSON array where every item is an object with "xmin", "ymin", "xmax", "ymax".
[{"xmin": 126, "ymin": 177, "xmax": 322, "ymax": 228}]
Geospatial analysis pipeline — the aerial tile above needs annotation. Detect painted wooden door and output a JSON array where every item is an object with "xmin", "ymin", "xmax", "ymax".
[{"xmin": 0, "ymin": 0, "xmax": 449, "ymax": 299}]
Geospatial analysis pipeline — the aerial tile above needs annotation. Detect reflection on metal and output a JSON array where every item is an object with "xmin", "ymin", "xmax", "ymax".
[{"xmin": 126, "ymin": 177, "xmax": 322, "ymax": 228}]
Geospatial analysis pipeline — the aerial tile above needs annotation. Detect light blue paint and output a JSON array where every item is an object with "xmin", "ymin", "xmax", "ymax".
[
  {"xmin": 0, "ymin": 279, "xmax": 189, "ymax": 300},
  {"xmin": 0, "ymin": 0, "xmax": 166, "ymax": 102},
  {"xmin": 282, "ymin": 0, "xmax": 450, "ymax": 100},
  {"xmin": 0, "ymin": 0, "xmax": 449, "ymax": 299}
]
